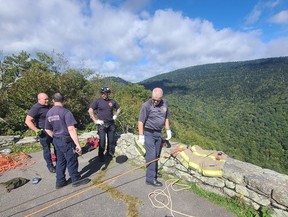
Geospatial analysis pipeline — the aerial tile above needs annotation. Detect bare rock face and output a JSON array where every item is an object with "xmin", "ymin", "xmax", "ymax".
[
  {"xmin": 115, "ymin": 133, "xmax": 288, "ymax": 217},
  {"xmin": 0, "ymin": 135, "xmax": 21, "ymax": 147},
  {"xmin": 15, "ymin": 137, "xmax": 37, "ymax": 145},
  {"xmin": 2, "ymin": 132, "xmax": 288, "ymax": 217}
]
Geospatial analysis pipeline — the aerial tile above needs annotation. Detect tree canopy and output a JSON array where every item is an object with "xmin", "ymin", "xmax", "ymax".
[
  {"xmin": 0, "ymin": 51, "xmax": 148, "ymax": 135},
  {"xmin": 1, "ymin": 52, "xmax": 287, "ymax": 174},
  {"xmin": 140, "ymin": 57, "xmax": 288, "ymax": 174}
]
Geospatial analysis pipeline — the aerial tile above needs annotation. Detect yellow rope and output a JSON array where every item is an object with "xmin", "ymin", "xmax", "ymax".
[
  {"xmin": 148, "ymin": 179, "xmax": 195, "ymax": 217},
  {"xmin": 25, "ymin": 147, "xmax": 186, "ymax": 216},
  {"xmin": 24, "ymin": 157, "xmax": 161, "ymax": 217}
]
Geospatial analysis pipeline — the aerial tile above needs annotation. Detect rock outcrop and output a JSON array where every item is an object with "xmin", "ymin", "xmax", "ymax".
[
  {"xmin": 115, "ymin": 133, "xmax": 288, "ymax": 217},
  {"xmin": 1, "ymin": 132, "xmax": 287, "ymax": 217}
]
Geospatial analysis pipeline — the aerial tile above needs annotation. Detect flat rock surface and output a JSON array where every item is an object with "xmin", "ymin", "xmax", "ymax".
[{"xmin": 0, "ymin": 150, "xmax": 236, "ymax": 217}]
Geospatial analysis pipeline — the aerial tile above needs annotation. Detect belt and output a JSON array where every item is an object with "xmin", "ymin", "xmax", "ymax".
[
  {"xmin": 54, "ymin": 136, "xmax": 73, "ymax": 143},
  {"xmin": 144, "ymin": 128, "xmax": 161, "ymax": 133}
]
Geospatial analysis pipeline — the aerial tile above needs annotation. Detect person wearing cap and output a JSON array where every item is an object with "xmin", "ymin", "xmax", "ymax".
[
  {"xmin": 138, "ymin": 87, "xmax": 172, "ymax": 187},
  {"xmin": 88, "ymin": 87, "xmax": 121, "ymax": 162},
  {"xmin": 45, "ymin": 93, "xmax": 90, "ymax": 189},
  {"xmin": 25, "ymin": 92, "xmax": 56, "ymax": 173}
]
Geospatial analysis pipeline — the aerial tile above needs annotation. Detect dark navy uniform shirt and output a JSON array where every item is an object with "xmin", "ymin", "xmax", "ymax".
[
  {"xmin": 45, "ymin": 106, "xmax": 77, "ymax": 137},
  {"xmin": 89, "ymin": 98, "xmax": 120, "ymax": 122},
  {"xmin": 27, "ymin": 103, "xmax": 50, "ymax": 129},
  {"xmin": 138, "ymin": 99, "xmax": 169, "ymax": 131}
]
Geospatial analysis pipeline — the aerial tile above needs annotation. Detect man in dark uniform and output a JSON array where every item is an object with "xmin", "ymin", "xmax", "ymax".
[
  {"xmin": 45, "ymin": 93, "xmax": 90, "ymax": 189},
  {"xmin": 88, "ymin": 87, "xmax": 121, "ymax": 162},
  {"xmin": 138, "ymin": 87, "xmax": 172, "ymax": 187},
  {"xmin": 25, "ymin": 92, "xmax": 56, "ymax": 173}
]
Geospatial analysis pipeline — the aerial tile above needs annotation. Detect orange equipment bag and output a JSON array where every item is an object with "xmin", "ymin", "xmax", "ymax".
[{"xmin": 85, "ymin": 137, "xmax": 99, "ymax": 152}]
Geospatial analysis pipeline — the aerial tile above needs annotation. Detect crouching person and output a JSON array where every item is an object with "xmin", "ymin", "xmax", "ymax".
[{"xmin": 45, "ymin": 93, "xmax": 90, "ymax": 189}]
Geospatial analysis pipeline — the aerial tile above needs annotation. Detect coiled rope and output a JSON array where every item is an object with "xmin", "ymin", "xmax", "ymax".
[
  {"xmin": 0, "ymin": 152, "xmax": 35, "ymax": 174},
  {"xmin": 148, "ymin": 179, "xmax": 195, "ymax": 217},
  {"xmin": 24, "ymin": 146, "xmax": 187, "ymax": 217}
]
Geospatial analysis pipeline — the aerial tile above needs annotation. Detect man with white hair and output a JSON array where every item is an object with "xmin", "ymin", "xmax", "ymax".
[{"xmin": 138, "ymin": 87, "xmax": 172, "ymax": 187}]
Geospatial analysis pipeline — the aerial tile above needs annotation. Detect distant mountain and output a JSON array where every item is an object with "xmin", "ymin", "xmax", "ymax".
[
  {"xmin": 139, "ymin": 57, "xmax": 288, "ymax": 174},
  {"xmin": 102, "ymin": 76, "xmax": 132, "ymax": 86}
]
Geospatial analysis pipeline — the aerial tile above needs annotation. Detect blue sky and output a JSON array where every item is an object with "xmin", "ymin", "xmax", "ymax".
[{"xmin": 0, "ymin": 0, "xmax": 287, "ymax": 82}]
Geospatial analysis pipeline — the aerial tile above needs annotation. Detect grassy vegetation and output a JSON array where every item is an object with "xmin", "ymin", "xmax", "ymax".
[
  {"xmin": 10, "ymin": 142, "xmax": 42, "ymax": 154},
  {"xmin": 141, "ymin": 57, "xmax": 288, "ymax": 174},
  {"xmin": 114, "ymin": 159, "xmax": 272, "ymax": 217},
  {"xmin": 170, "ymin": 178, "xmax": 273, "ymax": 217},
  {"xmin": 3, "ymin": 139, "xmax": 89, "ymax": 155},
  {"xmin": 3, "ymin": 142, "xmax": 273, "ymax": 217},
  {"xmin": 92, "ymin": 162, "xmax": 141, "ymax": 217}
]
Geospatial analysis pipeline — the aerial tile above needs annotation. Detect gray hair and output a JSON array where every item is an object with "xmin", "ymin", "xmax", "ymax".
[{"xmin": 152, "ymin": 87, "xmax": 163, "ymax": 99}]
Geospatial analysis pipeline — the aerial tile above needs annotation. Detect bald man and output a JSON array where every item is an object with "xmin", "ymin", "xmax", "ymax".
[
  {"xmin": 25, "ymin": 93, "xmax": 56, "ymax": 173},
  {"xmin": 138, "ymin": 87, "xmax": 172, "ymax": 187}
]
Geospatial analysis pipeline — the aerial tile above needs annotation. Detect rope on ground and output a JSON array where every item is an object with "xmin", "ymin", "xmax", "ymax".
[
  {"xmin": 148, "ymin": 179, "xmax": 195, "ymax": 217},
  {"xmin": 24, "ymin": 157, "xmax": 162, "ymax": 217},
  {"xmin": 24, "ymin": 146, "xmax": 186, "ymax": 217},
  {"xmin": 0, "ymin": 152, "xmax": 35, "ymax": 174}
]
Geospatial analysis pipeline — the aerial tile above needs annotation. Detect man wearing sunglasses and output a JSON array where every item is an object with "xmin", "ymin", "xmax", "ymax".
[
  {"xmin": 138, "ymin": 87, "xmax": 172, "ymax": 187},
  {"xmin": 88, "ymin": 87, "xmax": 121, "ymax": 162}
]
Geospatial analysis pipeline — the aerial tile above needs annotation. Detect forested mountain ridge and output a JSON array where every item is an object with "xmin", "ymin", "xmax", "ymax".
[
  {"xmin": 140, "ymin": 57, "xmax": 288, "ymax": 174},
  {"xmin": 103, "ymin": 76, "xmax": 132, "ymax": 86},
  {"xmin": 1, "ymin": 51, "xmax": 287, "ymax": 174}
]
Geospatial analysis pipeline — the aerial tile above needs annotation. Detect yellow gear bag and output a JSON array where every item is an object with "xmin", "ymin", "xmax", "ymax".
[{"xmin": 176, "ymin": 145, "xmax": 227, "ymax": 177}]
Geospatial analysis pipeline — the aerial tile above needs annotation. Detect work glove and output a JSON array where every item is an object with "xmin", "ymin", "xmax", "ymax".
[
  {"xmin": 166, "ymin": 129, "xmax": 172, "ymax": 140},
  {"xmin": 35, "ymin": 129, "xmax": 44, "ymax": 137},
  {"xmin": 138, "ymin": 135, "xmax": 145, "ymax": 146},
  {"xmin": 95, "ymin": 119, "xmax": 104, "ymax": 125},
  {"xmin": 113, "ymin": 115, "xmax": 117, "ymax": 120}
]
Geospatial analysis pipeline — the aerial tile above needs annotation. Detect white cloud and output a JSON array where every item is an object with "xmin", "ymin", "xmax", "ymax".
[
  {"xmin": 264, "ymin": 0, "xmax": 281, "ymax": 9},
  {"xmin": 245, "ymin": 7, "xmax": 262, "ymax": 25},
  {"xmin": 141, "ymin": 9, "xmax": 263, "ymax": 69},
  {"xmin": 265, "ymin": 37, "xmax": 288, "ymax": 56},
  {"xmin": 0, "ymin": 0, "xmax": 287, "ymax": 82},
  {"xmin": 269, "ymin": 10, "xmax": 288, "ymax": 24},
  {"xmin": 245, "ymin": 0, "xmax": 281, "ymax": 25}
]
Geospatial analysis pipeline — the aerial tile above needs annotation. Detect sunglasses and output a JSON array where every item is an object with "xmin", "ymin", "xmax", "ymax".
[{"xmin": 152, "ymin": 99, "xmax": 162, "ymax": 103}]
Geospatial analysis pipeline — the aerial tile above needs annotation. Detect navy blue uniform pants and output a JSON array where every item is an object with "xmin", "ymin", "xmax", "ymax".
[
  {"xmin": 38, "ymin": 131, "xmax": 55, "ymax": 169},
  {"xmin": 98, "ymin": 123, "xmax": 116, "ymax": 157},
  {"xmin": 53, "ymin": 137, "xmax": 80, "ymax": 186},
  {"xmin": 144, "ymin": 131, "xmax": 162, "ymax": 182}
]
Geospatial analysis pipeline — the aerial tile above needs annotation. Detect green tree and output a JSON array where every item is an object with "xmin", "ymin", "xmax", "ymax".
[
  {"xmin": 56, "ymin": 70, "xmax": 90, "ymax": 130},
  {"xmin": 5, "ymin": 70, "xmax": 57, "ymax": 134},
  {"xmin": 113, "ymin": 84, "xmax": 150, "ymax": 133},
  {"xmin": 1, "ymin": 51, "xmax": 31, "ymax": 90}
]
